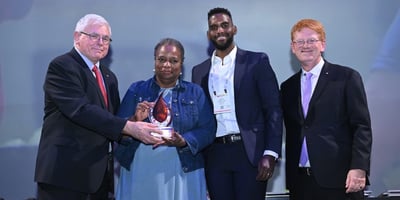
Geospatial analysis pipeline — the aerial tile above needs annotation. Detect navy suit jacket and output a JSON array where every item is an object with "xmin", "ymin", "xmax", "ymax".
[
  {"xmin": 35, "ymin": 48, "xmax": 127, "ymax": 193},
  {"xmin": 281, "ymin": 60, "xmax": 372, "ymax": 189},
  {"xmin": 192, "ymin": 48, "xmax": 283, "ymax": 166}
]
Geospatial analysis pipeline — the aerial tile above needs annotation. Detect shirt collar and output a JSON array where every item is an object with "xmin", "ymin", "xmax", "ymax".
[
  {"xmin": 75, "ymin": 47, "xmax": 100, "ymax": 70},
  {"xmin": 211, "ymin": 46, "xmax": 237, "ymax": 66},
  {"xmin": 302, "ymin": 58, "xmax": 324, "ymax": 77}
]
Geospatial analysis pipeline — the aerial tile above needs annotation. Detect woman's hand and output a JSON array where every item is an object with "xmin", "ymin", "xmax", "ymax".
[
  {"xmin": 153, "ymin": 131, "xmax": 187, "ymax": 148},
  {"xmin": 129, "ymin": 101, "xmax": 154, "ymax": 122}
]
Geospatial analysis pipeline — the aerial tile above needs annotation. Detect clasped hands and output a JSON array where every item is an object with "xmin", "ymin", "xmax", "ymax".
[{"xmin": 128, "ymin": 101, "xmax": 187, "ymax": 148}]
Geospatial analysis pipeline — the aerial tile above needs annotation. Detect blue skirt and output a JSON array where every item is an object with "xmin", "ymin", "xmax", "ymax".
[{"xmin": 115, "ymin": 143, "xmax": 207, "ymax": 200}]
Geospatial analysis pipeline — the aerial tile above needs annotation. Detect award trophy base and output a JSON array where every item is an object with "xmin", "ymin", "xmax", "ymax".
[{"xmin": 151, "ymin": 126, "xmax": 173, "ymax": 139}]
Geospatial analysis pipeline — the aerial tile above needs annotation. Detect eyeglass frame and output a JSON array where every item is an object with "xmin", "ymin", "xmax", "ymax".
[
  {"xmin": 292, "ymin": 38, "xmax": 321, "ymax": 46},
  {"xmin": 80, "ymin": 31, "xmax": 112, "ymax": 44}
]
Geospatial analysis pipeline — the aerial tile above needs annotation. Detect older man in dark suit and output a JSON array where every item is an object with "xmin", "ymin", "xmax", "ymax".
[
  {"xmin": 34, "ymin": 14, "xmax": 161, "ymax": 200},
  {"xmin": 192, "ymin": 7, "xmax": 283, "ymax": 200},
  {"xmin": 280, "ymin": 18, "xmax": 372, "ymax": 200}
]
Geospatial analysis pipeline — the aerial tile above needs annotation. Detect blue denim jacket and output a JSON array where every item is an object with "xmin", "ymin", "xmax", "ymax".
[{"xmin": 114, "ymin": 76, "xmax": 216, "ymax": 173}]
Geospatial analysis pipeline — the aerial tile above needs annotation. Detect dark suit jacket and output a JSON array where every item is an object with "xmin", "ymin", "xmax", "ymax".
[
  {"xmin": 34, "ymin": 48, "xmax": 126, "ymax": 193},
  {"xmin": 281, "ymin": 60, "xmax": 372, "ymax": 189},
  {"xmin": 192, "ymin": 48, "xmax": 283, "ymax": 166}
]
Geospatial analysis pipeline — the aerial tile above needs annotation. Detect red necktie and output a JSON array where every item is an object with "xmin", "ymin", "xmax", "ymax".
[{"xmin": 92, "ymin": 65, "xmax": 108, "ymax": 107}]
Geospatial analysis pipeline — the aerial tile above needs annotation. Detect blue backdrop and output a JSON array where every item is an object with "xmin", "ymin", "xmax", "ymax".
[{"xmin": 1, "ymin": 0, "xmax": 399, "ymax": 199}]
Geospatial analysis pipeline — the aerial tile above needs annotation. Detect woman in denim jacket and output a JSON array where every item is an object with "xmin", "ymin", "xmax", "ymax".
[{"xmin": 115, "ymin": 38, "xmax": 216, "ymax": 200}]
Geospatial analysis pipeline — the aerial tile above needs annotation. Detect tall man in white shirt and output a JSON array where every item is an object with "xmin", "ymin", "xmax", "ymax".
[{"xmin": 192, "ymin": 7, "xmax": 283, "ymax": 200}]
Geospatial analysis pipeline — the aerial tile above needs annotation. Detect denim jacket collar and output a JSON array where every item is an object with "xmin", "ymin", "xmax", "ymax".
[{"xmin": 149, "ymin": 75, "xmax": 186, "ymax": 92}]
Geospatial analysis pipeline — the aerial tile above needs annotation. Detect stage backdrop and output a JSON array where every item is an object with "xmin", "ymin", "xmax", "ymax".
[{"xmin": 1, "ymin": 0, "xmax": 399, "ymax": 199}]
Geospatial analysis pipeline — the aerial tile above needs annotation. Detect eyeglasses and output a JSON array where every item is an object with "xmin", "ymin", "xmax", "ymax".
[
  {"xmin": 156, "ymin": 57, "xmax": 181, "ymax": 66},
  {"xmin": 293, "ymin": 38, "xmax": 320, "ymax": 46},
  {"xmin": 80, "ymin": 32, "xmax": 112, "ymax": 44}
]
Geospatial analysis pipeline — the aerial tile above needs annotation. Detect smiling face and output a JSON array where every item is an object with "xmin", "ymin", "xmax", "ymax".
[
  {"xmin": 291, "ymin": 27, "xmax": 326, "ymax": 70},
  {"xmin": 154, "ymin": 44, "xmax": 183, "ymax": 88},
  {"xmin": 207, "ymin": 13, "xmax": 237, "ymax": 53},
  {"xmin": 74, "ymin": 23, "xmax": 111, "ymax": 64}
]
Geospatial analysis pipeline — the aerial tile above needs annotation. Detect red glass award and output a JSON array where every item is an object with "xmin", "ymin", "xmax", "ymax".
[{"xmin": 149, "ymin": 91, "xmax": 173, "ymax": 138}]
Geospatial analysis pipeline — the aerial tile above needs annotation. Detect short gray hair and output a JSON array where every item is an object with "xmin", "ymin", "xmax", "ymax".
[{"xmin": 74, "ymin": 14, "xmax": 112, "ymax": 36}]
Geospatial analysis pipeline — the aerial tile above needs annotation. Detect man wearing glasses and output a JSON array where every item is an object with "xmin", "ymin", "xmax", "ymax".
[
  {"xmin": 281, "ymin": 18, "xmax": 372, "ymax": 200},
  {"xmin": 34, "ymin": 14, "xmax": 162, "ymax": 200}
]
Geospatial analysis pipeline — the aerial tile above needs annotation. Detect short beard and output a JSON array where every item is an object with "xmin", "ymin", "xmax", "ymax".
[{"xmin": 211, "ymin": 36, "xmax": 234, "ymax": 51}]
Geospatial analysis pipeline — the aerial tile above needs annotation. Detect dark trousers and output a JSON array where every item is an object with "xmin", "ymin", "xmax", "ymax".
[
  {"xmin": 289, "ymin": 168, "xmax": 364, "ymax": 200},
  {"xmin": 37, "ymin": 153, "xmax": 114, "ymax": 200},
  {"xmin": 205, "ymin": 141, "xmax": 267, "ymax": 200}
]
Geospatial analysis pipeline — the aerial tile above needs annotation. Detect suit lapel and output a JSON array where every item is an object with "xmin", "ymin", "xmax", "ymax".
[
  {"xmin": 99, "ymin": 64, "xmax": 109, "ymax": 91},
  {"xmin": 233, "ymin": 48, "xmax": 247, "ymax": 95},
  {"xmin": 201, "ymin": 60, "xmax": 212, "ymax": 93},
  {"xmin": 70, "ymin": 48, "xmax": 110, "ymax": 110},
  {"xmin": 70, "ymin": 48, "xmax": 96, "ymax": 83},
  {"xmin": 99, "ymin": 64, "xmax": 111, "ymax": 110},
  {"xmin": 308, "ymin": 62, "xmax": 330, "ymax": 115},
  {"xmin": 292, "ymin": 71, "xmax": 305, "ymax": 121}
]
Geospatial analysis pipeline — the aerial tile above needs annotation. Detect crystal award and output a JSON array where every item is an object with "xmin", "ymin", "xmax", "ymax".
[{"xmin": 149, "ymin": 91, "xmax": 173, "ymax": 138}]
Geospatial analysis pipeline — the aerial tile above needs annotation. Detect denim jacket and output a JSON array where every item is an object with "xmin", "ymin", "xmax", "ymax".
[{"xmin": 114, "ymin": 76, "xmax": 216, "ymax": 173}]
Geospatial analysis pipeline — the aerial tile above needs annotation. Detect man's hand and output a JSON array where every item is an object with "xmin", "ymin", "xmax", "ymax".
[
  {"xmin": 345, "ymin": 169, "xmax": 366, "ymax": 193},
  {"xmin": 122, "ymin": 121, "xmax": 162, "ymax": 144},
  {"xmin": 256, "ymin": 155, "xmax": 277, "ymax": 181}
]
